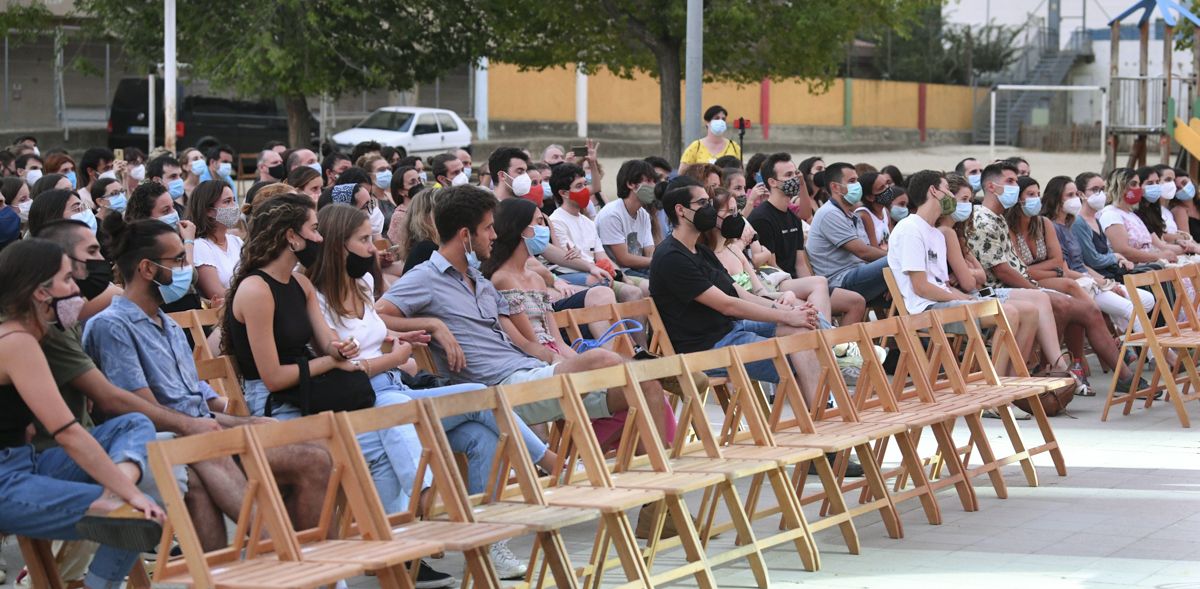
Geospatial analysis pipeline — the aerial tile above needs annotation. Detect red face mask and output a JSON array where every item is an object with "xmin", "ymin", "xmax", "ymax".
[
  {"xmin": 522, "ymin": 183, "xmax": 544, "ymax": 206},
  {"xmin": 568, "ymin": 186, "xmax": 591, "ymax": 209},
  {"xmin": 1123, "ymin": 187, "xmax": 1143, "ymax": 205}
]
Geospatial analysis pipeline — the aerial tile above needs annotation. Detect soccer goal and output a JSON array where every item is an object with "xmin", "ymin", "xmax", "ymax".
[{"xmin": 989, "ymin": 84, "xmax": 1106, "ymax": 164}]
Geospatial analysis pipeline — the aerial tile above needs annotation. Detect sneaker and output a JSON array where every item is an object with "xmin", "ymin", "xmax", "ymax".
[
  {"xmin": 415, "ymin": 560, "xmax": 455, "ymax": 589},
  {"xmin": 489, "ymin": 540, "xmax": 528, "ymax": 580}
]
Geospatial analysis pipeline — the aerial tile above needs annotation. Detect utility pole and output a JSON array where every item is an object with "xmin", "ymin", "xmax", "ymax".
[
  {"xmin": 164, "ymin": 0, "xmax": 177, "ymax": 152},
  {"xmin": 683, "ymin": 0, "xmax": 703, "ymax": 144}
]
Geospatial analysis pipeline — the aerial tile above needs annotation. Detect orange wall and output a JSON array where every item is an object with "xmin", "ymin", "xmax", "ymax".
[{"xmin": 487, "ymin": 63, "xmax": 980, "ymax": 131}]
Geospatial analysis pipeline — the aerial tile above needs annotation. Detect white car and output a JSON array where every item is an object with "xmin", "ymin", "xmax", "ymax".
[{"xmin": 331, "ymin": 107, "xmax": 472, "ymax": 158}]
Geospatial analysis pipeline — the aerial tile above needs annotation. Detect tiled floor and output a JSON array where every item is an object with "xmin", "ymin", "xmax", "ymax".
[{"xmin": 3, "ymin": 364, "xmax": 1197, "ymax": 588}]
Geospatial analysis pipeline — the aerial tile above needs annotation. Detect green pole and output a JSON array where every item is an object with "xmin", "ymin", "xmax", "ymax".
[{"xmin": 844, "ymin": 78, "xmax": 853, "ymax": 129}]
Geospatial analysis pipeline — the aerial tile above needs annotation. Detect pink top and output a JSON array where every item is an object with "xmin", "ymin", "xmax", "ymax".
[{"xmin": 1099, "ymin": 206, "xmax": 1153, "ymax": 251}]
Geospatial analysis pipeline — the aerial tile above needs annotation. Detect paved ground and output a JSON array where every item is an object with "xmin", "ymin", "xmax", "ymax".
[{"xmin": 1, "ymin": 357, "xmax": 1197, "ymax": 588}]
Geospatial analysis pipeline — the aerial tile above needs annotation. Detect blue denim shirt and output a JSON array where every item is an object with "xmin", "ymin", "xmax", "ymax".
[
  {"xmin": 1072, "ymin": 215, "xmax": 1117, "ymax": 270},
  {"xmin": 82, "ymin": 296, "xmax": 215, "ymax": 419}
]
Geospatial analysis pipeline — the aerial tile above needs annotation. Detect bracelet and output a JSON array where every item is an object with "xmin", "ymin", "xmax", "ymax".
[{"xmin": 183, "ymin": 239, "xmax": 195, "ymax": 245}]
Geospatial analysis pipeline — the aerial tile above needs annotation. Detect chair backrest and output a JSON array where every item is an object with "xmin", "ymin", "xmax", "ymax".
[
  {"xmin": 723, "ymin": 334, "xmax": 823, "ymax": 435},
  {"xmin": 412, "ymin": 345, "xmax": 439, "ymax": 374},
  {"xmin": 1123, "ymin": 269, "xmax": 1170, "ymax": 344},
  {"xmin": 881, "ymin": 267, "xmax": 908, "ymax": 317},
  {"xmin": 962, "ymin": 299, "xmax": 1031, "ymax": 378},
  {"xmin": 336, "ymin": 401, "xmax": 480, "ymax": 528},
  {"xmin": 626, "ymin": 353, "xmax": 722, "ymax": 459},
  {"xmin": 560, "ymin": 303, "xmax": 636, "ymax": 357},
  {"xmin": 423, "ymin": 387, "xmax": 548, "ymax": 506},
  {"xmin": 146, "ymin": 427, "xmax": 301, "ymax": 585},
  {"xmin": 674, "ymin": 346, "xmax": 779, "ymax": 450},
  {"xmin": 195, "ymin": 355, "xmax": 249, "ymax": 417},
  {"xmin": 1160, "ymin": 266, "xmax": 1200, "ymax": 335},
  {"xmin": 563, "ymin": 364, "xmax": 674, "ymax": 474},
  {"xmin": 167, "ymin": 310, "xmax": 212, "ymax": 362},
  {"xmin": 613, "ymin": 299, "xmax": 675, "ymax": 357},
  {"xmin": 860, "ymin": 314, "xmax": 945, "ymax": 405},
  {"xmin": 821, "ymin": 320, "xmax": 908, "ymax": 413}
]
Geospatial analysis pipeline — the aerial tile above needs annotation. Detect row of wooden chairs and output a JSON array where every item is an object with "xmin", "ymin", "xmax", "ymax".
[{"xmin": 146, "ymin": 299, "xmax": 1068, "ymax": 588}]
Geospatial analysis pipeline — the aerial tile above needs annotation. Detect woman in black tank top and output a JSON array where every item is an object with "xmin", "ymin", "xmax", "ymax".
[
  {"xmin": 222, "ymin": 193, "xmax": 363, "ymax": 419},
  {"xmin": 0, "ymin": 240, "xmax": 165, "ymax": 585}
]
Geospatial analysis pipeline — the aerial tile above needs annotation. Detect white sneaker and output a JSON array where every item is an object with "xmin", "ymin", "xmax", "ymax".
[{"xmin": 489, "ymin": 540, "xmax": 528, "ymax": 580}]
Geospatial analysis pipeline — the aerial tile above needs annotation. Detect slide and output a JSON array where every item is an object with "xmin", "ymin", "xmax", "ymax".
[{"xmin": 1175, "ymin": 117, "xmax": 1200, "ymax": 160}]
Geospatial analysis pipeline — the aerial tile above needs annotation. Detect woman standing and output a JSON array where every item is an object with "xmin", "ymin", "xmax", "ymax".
[
  {"xmin": 678, "ymin": 105, "xmax": 741, "ymax": 173},
  {"xmin": 0, "ymin": 239, "xmax": 165, "ymax": 589}
]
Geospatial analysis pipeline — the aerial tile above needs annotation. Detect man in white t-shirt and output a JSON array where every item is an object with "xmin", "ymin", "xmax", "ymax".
[
  {"xmin": 595, "ymin": 159, "xmax": 658, "ymax": 278},
  {"xmin": 887, "ymin": 170, "xmax": 974, "ymax": 313}
]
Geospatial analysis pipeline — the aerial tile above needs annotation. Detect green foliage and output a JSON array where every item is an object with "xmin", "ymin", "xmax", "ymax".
[
  {"xmin": 877, "ymin": 9, "xmax": 1020, "ymax": 84},
  {"xmin": 0, "ymin": 1, "xmax": 55, "ymax": 45}
]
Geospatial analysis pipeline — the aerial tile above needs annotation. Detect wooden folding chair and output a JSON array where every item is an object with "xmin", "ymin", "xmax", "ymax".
[
  {"xmin": 424, "ymin": 389, "xmax": 658, "ymax": 589},
  {"xmin": 944, "ymin": 303, "xmax": 1068, "ymax": 479},
  {"xmin": 880, "ymin": 267, "xmax": 907, "ymax": 317},
  {"xmin": 335, "ymin": 402, "xmax": 529, "ymax": 588},
  {"xmin": 146, "ymin": 427, "xmax": 364, "ymax": 588},
  {"xmin": 560, "ymin": 367, "xmax": 732, "ymax": 588},
  {"xmin": 609, "ymin": 299, "xmax": 727, "ymax": 410},
  {"xmin": 627, "ymin": 353, "xmax": 820, "ymax": 572},
  {"xmin": 15, "ymin": 537, "xmax": 150, "ymax": 589},
  {"xmin": 815, "ymin": 321, "xmax": 979, "ymax": 516},
  {"xmin": 167, "ymin": 310, "xmax": 212, "ymax": 362},
  {"xmin": 195, "ymin": 355, "xmax": 249, "ymax": 417},
  {"xmin": 241, "ymin": 412, "xmax": 458, "ymax": 589},
  {"xmin": 556, "ymin": 304, "xmax": 633, "ymax": 357}
]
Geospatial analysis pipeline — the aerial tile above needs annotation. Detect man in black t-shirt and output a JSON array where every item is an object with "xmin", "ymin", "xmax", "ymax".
[
  {"xmin": 648, "ymin": 177, "xmax": 822, "ymax": 405},
  {"xmin": 748, "ymin": 152, "xmax": 807, "ymax": 278}
]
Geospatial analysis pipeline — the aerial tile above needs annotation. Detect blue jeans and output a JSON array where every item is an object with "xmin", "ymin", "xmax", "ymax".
[
  {"xmin": 704, "ymin": 320, "xmax": 784, "ymax": 384},
  {"xmin": 835, "ymin": 257, "xmax": 890, "ymax": 304},
  {"xmin": 0, "ymin": 413, "xmax": 156, "ymax": 589}
]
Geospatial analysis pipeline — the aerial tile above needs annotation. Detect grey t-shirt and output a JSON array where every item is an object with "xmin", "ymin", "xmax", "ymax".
[
  {"xmin": 381, "ymin": 251, "xmax": 545, "ymax": 385},
  {"xmin": 596, "ymin": 199, "xmax": 654, "ymax": 269},
  {"xmin": 806, "ymin": 200, "xmax": 870, "ymax": 287}
]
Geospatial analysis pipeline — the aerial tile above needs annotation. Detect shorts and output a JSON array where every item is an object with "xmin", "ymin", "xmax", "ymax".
[
  {"xmin": 703, "ymin": 320, "xmax": 784, "ymax": 384},
  {"xmin": 500, "ymin": 363, "xmax": 612, "ymax": 424}
]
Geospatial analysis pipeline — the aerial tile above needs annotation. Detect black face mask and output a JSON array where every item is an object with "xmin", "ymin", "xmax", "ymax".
[
  {"xmin": 73, "ymin": 258, "xmax": 113, "ymax": 300},
  {"xmin": 688, "ymin": 204, "xmax": 718, "ymax": 232},
  {"xmin": 267, "ymin": 163, "xmax": 287, "ymax": 180},
  {"xmin": 346, "ymin": 250, "xmax": 374, "ymax": 279},
  {"xmin": 293, "ymin": 238, "xmax": 321, "ymax": 267},
  {"xmin": 720, "ymin": 214, "xmax": 746, "ymax": 239}
]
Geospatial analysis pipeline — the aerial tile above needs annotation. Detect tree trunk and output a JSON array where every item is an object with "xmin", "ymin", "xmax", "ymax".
[
  {"xmin": 655, "ymin": 44, "xmax": 684, "ymax": 167},
  {"xmin": 284, "ymin": 94, "xmax": 311, "ymax": 149}
]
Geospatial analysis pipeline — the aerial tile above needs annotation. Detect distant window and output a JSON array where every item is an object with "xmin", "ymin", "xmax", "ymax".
[
  {"xmin": 437, "ymin": 113, "xmax": 459, "ymax": 133},
  {"xmin": 358, "ymin": 111, "xmax": 414, "ymax": 132},
  {"xmin": 414, "ymin": 115, "xmax": 439, "ymax": 136}
]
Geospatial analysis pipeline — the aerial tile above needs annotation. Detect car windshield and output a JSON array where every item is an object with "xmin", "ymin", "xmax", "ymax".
[{"xmin": 357, "ymin": 111, "xmax": 414, "ymax": 132}]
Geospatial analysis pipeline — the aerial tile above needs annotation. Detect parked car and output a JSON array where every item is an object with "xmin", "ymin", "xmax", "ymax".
[
  {"xmin": 107, "ymin": 78, "xmax": 317, "ymax": 163},
  {"xmin": 330, "ymin": 107, "xmax": 472, "ymax": 158}
]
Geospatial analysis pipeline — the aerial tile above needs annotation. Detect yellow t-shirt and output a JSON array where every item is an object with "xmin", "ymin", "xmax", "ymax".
[{"xmin": 680, "ymin": 138, "xmax": 741, "ymax": 166}]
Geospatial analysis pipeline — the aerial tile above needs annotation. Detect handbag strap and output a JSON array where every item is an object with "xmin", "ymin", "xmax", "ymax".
[{"xmin": 571, "ymin": 319, "xmax": 644, "ymax": 353}]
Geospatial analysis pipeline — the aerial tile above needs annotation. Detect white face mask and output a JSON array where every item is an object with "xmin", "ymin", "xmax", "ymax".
[
  {"xmin": 25, "ymin": 168, "xmax": 43, "ymax": 187},
  {"xmin": 1160, "ymin": 180, "xmax": 1178, "ymax": 201},
  {"xmin": 98, "ymin": 169, "xmax": 117, "ymax": 181},
  {"xmin": 450, "ymin": 171, "xmax": 469, "ymax": 187},
  {"xmin": 1087, "ymin": 191, "xmax": 1107, "ymax": 211},
  {"xmin": 368, "ymin": 203, "xmax": 385, "ymax": 235},
  {"xmin": 129, "ymin": 164, "xmax": 147, "ymax": 182},
  {"xmin": 509, "ymin": 172, "xmax": 532, "ymax": 197},
  {"xmin": 17, "ymin": 199, "xmax": 32, "ymax": 222},
  {"xmin": 1063, "ymin": 196, "xmax": 1083, "ymax": 216}
]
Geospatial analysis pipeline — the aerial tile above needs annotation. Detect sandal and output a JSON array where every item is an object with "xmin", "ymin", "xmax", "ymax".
[{"xmin": 75, "ymin": 503, "xmax": 162, "ymax": 553}]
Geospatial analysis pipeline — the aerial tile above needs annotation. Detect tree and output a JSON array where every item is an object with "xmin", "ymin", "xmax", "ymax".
[
  {"xmin": 485, "ymin": 0, "xmax": 937, "ymax": 164},
  {"xmin": 876, "ymin": 9, "xmax": 1020, "ymax": 85},
  {"xmin": 69, "ymin": 0, "xmax": 490, "ymax": 147}
]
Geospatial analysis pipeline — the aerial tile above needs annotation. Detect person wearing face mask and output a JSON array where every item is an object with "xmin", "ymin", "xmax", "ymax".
[
  {"xmin": 1071, "ymin": 171, "xmax": 1143, "ymax": 279},
  {"xmin": 0, "ymin": 178, "xmax": 28, "ymax": 251},
  {"xmin": 28, "ymin": 190, "xmax": 96, "ymax": 239},
  {"xmin": 186, "ymin": 181, "xmax": 243, "ymax": 305},
  {"xmin": 0, "ymin": 239, "xmax": 168, "ymax": 589},
  {"xmin": 954, "ymin": 157, "xmax": 984, "ymax": 197},
  {"xmin": 76, "ymin": 148, "xmax": 115, "ymax": 210},
  {"xmin": 678, "ymin": 105, "xmax": 741, "ymax": 174},
  {"xmin": 1166, "ymin": 167, "xmax": 1200, "ymax": 242},
  {"xmin": 34, "ymin": 220, "xmax": 121, "ymax": 325},
  {"xmin": 146, "ymin": 155, "xmax": 188, "ymax": 216},
  {"xmin": 190, "ymin": 145, "xmax": 238, "ymax": 200},
  {"xmin": 385, "ymin": 166, "xmax": 421, "ymax": 246},
  {"xmin": 854, "ymin": 172, "xmax": 895, "ymax": 248},
  {"xmin": 16, "ymin": 153, "xmax": 44, "ymax": 188},
  {"xmin": 120, "ymin": 181, "xmax": 201, "ymax": 314},
  {"xmin": 429, "ymin": 153, "xmax": 467, "ymax": 189},
  {"xmin": 596, "ymin": 160, "xmax": 658, "ymax": 278},
  {"xmin": 1097, "ymin": 167, "xmax": 1180, "ymax": 266},
  {"xmin": 806, "ymin": 161, "xmax": 893, "ymax": 305},
  {"xmin": 257, "ymin": 149, "xmax": 286, "ymax": 183},
  {"xmin": 91, "ymin": 177, "xmax": 127, "ymax": 224},
  {"xmin": 1134, "ymin": 165, "xmax": 1200, "ymax": 255},
  {"xmin": 357, "ymin": 154, "xmax": 395, "ymax": 239}
]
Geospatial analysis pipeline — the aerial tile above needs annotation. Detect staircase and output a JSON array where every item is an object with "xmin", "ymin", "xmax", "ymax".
[{"xmin": 972, "ymin": 24, "xmax": 1094, "ymax": 145}]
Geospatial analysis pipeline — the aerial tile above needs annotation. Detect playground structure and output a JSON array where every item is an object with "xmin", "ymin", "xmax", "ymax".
[{"xmin": 1106, "ymin": 0, "xmax": 1200, "ymax": 175}]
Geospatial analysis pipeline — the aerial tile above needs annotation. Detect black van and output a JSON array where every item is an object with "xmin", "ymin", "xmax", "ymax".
[{"xmin": 107, "ymin": 78, "xmax": 317, "ymax": 158}]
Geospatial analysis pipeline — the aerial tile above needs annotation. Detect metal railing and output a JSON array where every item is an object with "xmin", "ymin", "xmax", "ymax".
[{"xmin": 1108, "ymin": 76, "xmax": 1194, "ymax": 132}]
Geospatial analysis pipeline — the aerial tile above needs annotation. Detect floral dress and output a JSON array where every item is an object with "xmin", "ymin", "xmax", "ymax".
[{"xmin": 498, "ymin": 288, "xmax": 564, "ymax": 354}]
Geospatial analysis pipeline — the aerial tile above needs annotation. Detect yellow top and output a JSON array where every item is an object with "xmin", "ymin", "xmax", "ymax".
[{"xmin": 680, "ymin": 138, "xmax": 741, "ymax": 166}]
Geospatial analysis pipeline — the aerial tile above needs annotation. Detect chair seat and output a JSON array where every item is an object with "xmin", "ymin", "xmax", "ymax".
[
  {"xmin": 666, "ymin": 455, "xmax": 780, "ymax": 479},
  {"xmin": 540, "ymin": 484, "xmax": 665, "ymax": 512},
  {"xmin": 1155, "ymin": 335, "xmax": 1200, "ymax": 347},
  {"xmin": 155, "ymin": 558, "xmax": 362, "ymax": 589},
  {"xmin": 722, "ymin": 443, "xmax": 825, "ymax": 465},
  {"xmin": 389, "ymin": 520, "xmax": 523, "ymax": 551},
  {"xmin": 897, "ymin": 397, "xmax": 985, "ymax": 416},
  {"xmin": 857, "ymin": 408, "xmax": 957, "ymax": 428},
  {"xmin": 607, "ymin": 469, "xmax": 726, "ymax": 493},
  {"xmin": 299, "ymin": 539, "xmax": 439, "ymax": 568},
  {"xmin": 998, "ymin": 376, "xmax": 1071, "ymax": 390},
  {"xmin": 814, "ymin": 419, "xmax": 908, "ymax": 438},
  {"xmin": 963, "ymin": 384, "xmax": 1040, "ymax": 403},
  {"xmin": 470, "ymin": 502, "xmax": 598, "ymax": 531},
  {"xmin": 771, "ymin": 430, "xmax": 868, "ymax": 452}
]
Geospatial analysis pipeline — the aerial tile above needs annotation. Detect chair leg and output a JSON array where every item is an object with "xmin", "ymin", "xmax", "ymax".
[
  {"xmin": 892, "ymin": 429, "xmax": 943, "ymax": 525},
  {"xmin": 665, "ymin": 495, "xmax": 718, "ymax": 589},
  {"xmin": 963, "ymin": 413, "xmax": 1009, "ymax": 500},
  {"xmin": 929, "ymin": 421, "xmax": 978, "ymax": 512},
  {"xmin": 853, "ymin": 443, "xmax": 903, "ymax": 539},
  {"xmin": 996, "ymin": 404, "xmax": 1039, "ymax": 486},
  {"xmin": 765, "ymin": 467, "xmax": 820, "ymax": 572}
]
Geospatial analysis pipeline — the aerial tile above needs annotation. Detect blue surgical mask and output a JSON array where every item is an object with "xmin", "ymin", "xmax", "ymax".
[
  {"xmin": 844, "ymin": 181, "xmax": 863, "ymax": 205},
  {"xmin": 65, "ymin": 170, "xmax": 77, "ymax": 189},
  {"xmin": 153, "ymin": 263, "xmax": 193, "ymax": 304},
  {"xmin": 217, "ymin": 162, "xmax": 232, "ymax": 178},
  {"xmin": 308, "ymin": 162, "xmax": 322, "ymax": 175},
  {"xmin": 155, "ymin": 210, "xmax": 180, "ymax": 229},
  {"xmin": 709, "ymin": 119, "xmax": 727, "ymax": 135},
  {"xmin": 167, "ymin": 178, "xmax": 186, "ymax": 199},
  {"xmin": 951, "ymin": 201, "xmax": 973, "ymax": 222},
  {"xmin": 1021, "ymin": 196, "xmax": 1042, "ymax": 217},
  {"xmin": 71, "ymin": 208, "xmax": 98, "ymax": 233},
  {"xmin": 0, "ymin": 207, "xmax": 19, "ymax": 244},
  {"xmin": 967, "ymin": 173, "xmax": 982, "ymax": 191},
  {"xmin": 465, "ymin": 235, "xmax": 480, "ymax": 271},
  {"xmin": 105, "ymin": 192, "xmax": 128, "ymax": 213},
  {"xmin": 999, "ymin": 184, "xmax": 1020, "ymax": 209},
  {"xmin": 190, "ymin": 160, "xmax": 206, "ymax": 177},
  {"xmin": 464, "ymin": 166, "xmax": 473, "ymax": 178},
  {"xmin": 524, "ymin": 224, "xmax": 550, "ymax": 256},
  {"xmin": 889, "ymin": 206, "xmax": 909, "ymax": 221},
  {"xmin": 374, "ymin": 170, "xmax": 393, "ymax": 190},
  {"xmin": 585, "ymin": 173, "xmax": 593, "ymax": 185},
  {"xmin": 1143, "ymin": 184, "xmax": 1162, "ymax": 202},
  {"xmin": 1182, "ymin": 182, "xmax": 1197, "ymax": 200},
  {"xmin": 541, "ymin": 181, "xmax": 551, "ymax": 198}
]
